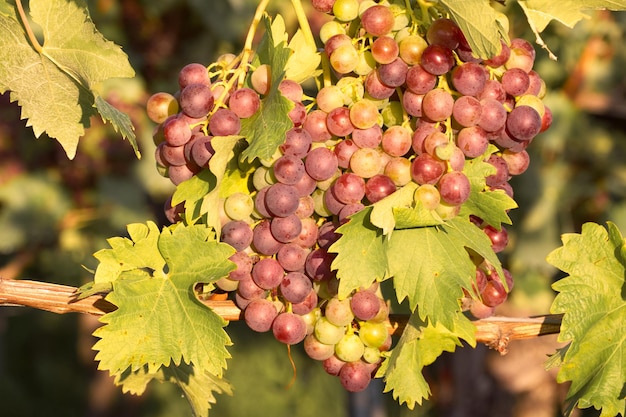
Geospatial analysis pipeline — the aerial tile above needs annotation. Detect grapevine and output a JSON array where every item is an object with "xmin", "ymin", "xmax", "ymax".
[
  {"xmin": 147, "ymin": 0, "xmax": 542, "ymax": 399},
  {"xmin": 1, "ymin": 0, "xmax": 625, "ymax": 416}
]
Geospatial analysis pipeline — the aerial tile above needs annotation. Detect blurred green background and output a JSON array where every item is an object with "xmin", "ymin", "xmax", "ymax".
[{"xmin": 0, "ymin": 1, "xmax": 625, "ymax": 416}]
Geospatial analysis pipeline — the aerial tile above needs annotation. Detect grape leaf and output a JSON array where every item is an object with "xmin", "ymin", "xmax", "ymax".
[
  {"xmin": 95, "ymin": 96, "xmax": 138, "ymax": 158},
  {"xmin": 331, "ymin": 207, "xmax": 389, "ymax": 299},
  {"xmin": 0, "ymin": 0, "xmax": 136, "ymax": 159},
  {"xmin": 439, "ymin": 0, "xmax": 504, "ymax": 59},
  {"xmin": 517, "ymin": 0, "xmax": 626, "ymax": 59},
  {"xmin": 546, "ymin": 222, "xmax": 626, "ymax": 417},
  {"xmin": 380, "ymin": 312, "xmax": 475, "ymax": 409},
  {"xmin": 459, "ymin": 157, "xmax": 517, "ymax": 228},
  {"xmin": 387, "ymin": 217, "xmax": 501, "ymax": 330},
  {"xmin": 93, "ymin": 223, "xmax": 236, "ymax": 379},
  {"xmin": 370, "ymin": 182, "xmax": 418, "ymax": 235},
  {"xmin": 116, "ymin": 362, "xmax": 233, "ymax": 417},
  {"xmin": 240, "ymin": 16, "xmax": 294, "ymax": 162}
]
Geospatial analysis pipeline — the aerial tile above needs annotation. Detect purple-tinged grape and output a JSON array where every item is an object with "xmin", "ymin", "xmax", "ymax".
[
  {"xmin": 229, "ymin": 88, "xmax": 261, "ymax": 118},
  {"xmin": 411, "ymin": 153, "xmax": 446, "ymax": 185},
  {"xmin": 288, "ymin": 101, "xmax": 306, "ymax": 125},
  {"xmin": 295, "ymin": 217, "xmax": 319, "ymax": 249},
  {"xmin": 420, "ymin": 44, "xmax": 454, "ymax": 75},
  {"xmin": 484, "ymin": 40, "xmax": 511, "ymax": 68},
  {"xmin": 333, "ymin": 173, "xmax": 366, "ymax": 204},
  {"xmin": 385, "ymin": 157, "xmax": 412, "ymax": 186},
  {"xmin": 378, "ymin": 57, "xmax": 408, "ymax": 87},
  {"xmin": 264, "ymin": 183, "xmax": 300, "ymax": 217},
  {"xmin": 456, "ymin": 126, "xmax": 489, "ymax": 158},
  {"xmin": 161, "ymin": 143, "xmax": 187, "ymax": 166},
  {"xmin": 164, "ymin": 196, "xmax": 184, "ymax": 224},
  {"xmin": 178, "ymin": 63, "xmax": 210, "ymax": 89},
  {"xmin": 270, "ymin": 214, "xmax": 302, "ymax": 243},
  {"xmin": 273, "ymin": 155, "xmax": 305, "ymax": 185},
  {"xmin": 541, "ymin": 106, "xmax": 552, "ymax": 132},
  {"xmin": 244, "ymin": 299, "xmax": 279, "ymax": 333},
  {"xmin": 326, "ymin": 106, "xmax": 355, "ymax": 137},
  {"xmin": 281, "ymin": 127, "xmax": 312, "ymax": 158},
  {"xmin": 349, "ymin": 99, "xmax": 379, "ymax": 130},
  {"xmin": 402, "ymin": 90, "xmax": 424, "ymax": 118},
  {"xmin": 324, "ymin": 33, "xmax": 352, "ymax": 57},
  {"xmin": 272, "ymin": 312, "xmax": 307, "ymax": 345},
  {"xmin": 323, "ymin": 355, "xmax": 346, "ymax": 376},
  {"xmin": 361, "ymin": 5, "xmax": 395, "ymax": 36},
  {"xmin": 251, "ymin": 257, "xmax": 284, "ymax": 290},
  {"xmin": 303, "ymin": 109, "xmax": 333, "ymax": 143},
  {"xmin": 305, "ymin": 147, "xmax": 339, "ymax": 181},
  {"xmin": 221, "ymin": 220, "xmax": 253, "ymax": 251},
  {"xmin": 423, "ymin": 131, "xmax": 449, "ymax": 157},
  {"xmin": 168, "ymin": 164, "xmax": 195, "ymax": 185},
  {"xmin": 411, "ymin": 121, "xmax": 439, "ymax": 154},
  {"xmin": 453, "ymin": 95, "xmax": 482, "ymax": 127},
  {"xmin": 292, "ymin": 288, "xmax": 318, "ymax": 315},
  {"xmin": 311, "ymin": 0, "xmax": 335, "ymax": 13},
  {"xmin": 280, "ymin": 271, "xmax": 313, "ymax": 304},
  {"xmin": 405, "ymin": 64, "xmax": 437, "ymax": 94},
  {"xmin": 334, "ymin": 139, "xmax": 360, "ymax": 169},
  {"xmin": 364, "ymin": 70, "xmax": 395, "ymax": 99},
  {"xmin": 317, "ymin": 221, "xmax": 340, "ymax": 250},
  {"xmin": 163, "ymin": 117, "xmax": 192, "ymax": 147},
  {"xmin": 278, "ymin": 79, "xmax": 303, "ymax": 102},
  {"xmin": 228, "ymin": 251, "xmax": 255, "ymax": 281},
  {"xmin": 277, "ymin": 243, "xmax": 309, "ymax": 272},
  {"xmin": 422, "ymin": 88, "xmax": 454, "ymax": 122},
  {"xmin": 524, "ymin": 70, "xmax": 544, "ymax": 96},
  {"xmin": 506, "ymin": 105, "xmax": 542, "ymax": 141},
  {"xmin": 179, "ymin": 83, "xmax": 214, "ymax": 118},
  {"xmin": 295, "ymin": 195, "xmax": 315, "ymax": 218},
  {"xmin": 501, "ymin": 149, "xmax": 530, "ymax": 175},
  {"xmin": 338, "ymin": 203, "xmax": 364, "ymax": 223},
  {"xmin": 237, "ymin": 275, "xmax": 267, "ymax": 300},
  {"xmin": 365, "ymin": 174, "xmax": 396, "ymax": 203},
  {"xmin": 351, "ymin": 124, "xmax": 382, "ymax": 149},
  {"xmin": 349, "ymin": 148, "xmax": 382, "ymax": 179},
  {"xmin": 484, "ymin": 225, "xmax": 508, "ymax": 253},
  {"xmin": 351, "ymin": 290, "xmax": 381, "ymax": 320},
  {"xmin": 469, "ymin": 299, "xmax": 495, "ymax": 319},
  {"xmin": 478, "ymin": 98, "xmax": 507, "ymax": 132},
  {"xmin": 304, "ymin": 334, "xmax": 335, "ymax": 361},
  {"xmin": 324, "ymin": 187, "xmax": 346, "ymax": 215},
  {"xmin": 438, "ymin": 171, "xmax": 471, "ymax": 205},
  {"xmin": 252, "ymin": 219, "xmax": 283, "ymax": 255},
  {"xmin": 426, "ymin": 18, "xmax": 462, "ymax": 49},
  {"xmin": 481, "ymin": 278, "xmax": 508, "ymax": 307},
  {"xmin": 190, "ymin": 135, "xmax": 214, "ymax": 167},
  {"xmin": 501, "ymin": 68, "xmax": 530, "ymax": 97},
  {"xmin": 485, "ymin": 154, "xmax": 510, "ymax": 187},
  {"xmin": 478, "ymin": 79, "xmax": 507, "ymax": 102},
  {"xmin": 381, "ymin": 125, "xmax": 412, "ymax": 157},
  {"xmin": 305, "ymin": 248, "xmax": 335, "ymax": 281},
  {"xmin": 451, "ymin": 62, "xmax": 487, "ymax": 97},
  {"xmin": 293, "ymin": 172, "xmax": 317, "ymax": 198},
  {"xmin": 339, "ymin": 360, "xmax": 372, "ymax": 392},
  {"xmin": 209, "ymin": 108, "xmax": 241, "ymax": 136},
  {"xmin": 371, "ymin": 36, "xmax": 399, "ymax": 64}
]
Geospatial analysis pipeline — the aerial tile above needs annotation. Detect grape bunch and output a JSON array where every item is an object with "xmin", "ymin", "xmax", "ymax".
[{"xmin": 146, "ymin": 0, "xmax": 550, "ymax": 392}]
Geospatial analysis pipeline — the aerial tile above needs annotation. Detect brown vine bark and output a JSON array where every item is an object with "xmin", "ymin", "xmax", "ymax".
[{"xmin": 0, "ymin": 277, "xmax": 562, "ymax": 354}]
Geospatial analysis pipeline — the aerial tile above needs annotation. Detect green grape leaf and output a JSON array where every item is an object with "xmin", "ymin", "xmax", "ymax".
[
  {"xmin": 116, "ymin": 362, "xmax": 233, "ymax": 417},
  {"xmin": 380, "ymin": 312, "xmax": 475, "ymax": 409},
  {"xmin": 331, "ymin": 207, "xmax": 389, "ymax": 299},
  {"xmin": 387, "ymin": 217, "xmax": 501, "ymax": 330},
  {"xmin": 92, "ymin": 222, "xmax": 164, "ymax": 284},
  {"xmin": 460, "ymin": 157, "xmax": 517, "ymax": 228},
  {"xmin": 370, "ymin": 182, "xmax": 418, "ymax": 235},
  {"xmin": 240, "ymin": 16, "xmax": 294, "ymax": 162},
  {"xmin": 93, "ymin": 223, "xmax": 236, "ymax": 379},
  {"xmin": 439, "ymin": 0, "xmax": 504, "ymax": 59},
  {"xmin": 0, "ymin": 0, "xmax": 136, "ymax": 159},
  {"xmin": 94, "ymin": 96, "xmax": 139, "ymax": 158},
  {"xmin": 546, "ymin": 222, "xmax": 626, "ymax": 417},
  {"xmin": 392, "ymin": 204, "xmax": 445, "ymax": 229},
  {"xmin": 517, "ymin": 0, "xmax": 626, "ymax": 59}
]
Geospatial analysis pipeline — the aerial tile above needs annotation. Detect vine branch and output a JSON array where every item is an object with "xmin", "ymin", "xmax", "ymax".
[{"xmin": 0, "ymin": 278, "xmax": 562, "ymax": 354}]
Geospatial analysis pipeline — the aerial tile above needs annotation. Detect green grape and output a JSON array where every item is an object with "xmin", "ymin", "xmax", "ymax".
[
  {"xmin": 333, "ymin": 0, "xmax": 360, "ymax": 22},
  {"xmin": 224, "ymin": 192, "xmax": 254, "ymax": 221},
  {"xmin": 362, "ymin": 346, "xmax": 382, "ymax": 364},
  {"xmin": 335, "ymin": 333, "xmax": 366, "ymax": 362},
  {"xmin": 315, "ymin": 317, "xmax": 347, "ymax": 345},
  {"xmin": 358, "ymin": 321, "xmax": 388, "ymax": 348}
]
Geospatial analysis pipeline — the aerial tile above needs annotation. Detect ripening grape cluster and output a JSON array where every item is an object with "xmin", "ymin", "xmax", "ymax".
[{"xmin": 146, "ymin": 0, "xmax": 551, "ymax": 392}]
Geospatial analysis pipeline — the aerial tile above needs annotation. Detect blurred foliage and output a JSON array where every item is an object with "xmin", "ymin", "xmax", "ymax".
[{"xmin": 0, "ymin": 0, "xmax": 624, "ymax": 416}]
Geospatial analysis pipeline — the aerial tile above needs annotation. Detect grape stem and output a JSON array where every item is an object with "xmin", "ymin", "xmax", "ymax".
[
  {"xmin": 0, "ymin": 278, "xmax": 562, "ymax": 354},
  {"xmin": 16, "ymin": 0, "xmax": 42, "ymax": 54}
]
